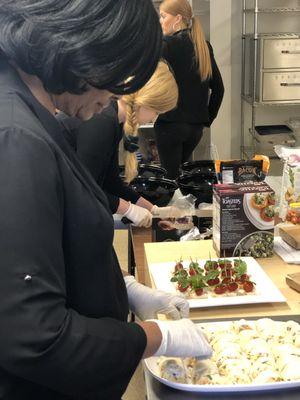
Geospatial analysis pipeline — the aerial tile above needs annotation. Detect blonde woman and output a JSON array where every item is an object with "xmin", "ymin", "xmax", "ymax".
[
  {"xmin": 155, "ymin": 0, "xmax": 224, "ymax": 179},
  {"xmin": 59, "ymin": 61, "xmax": 180, "ymax": 227}
]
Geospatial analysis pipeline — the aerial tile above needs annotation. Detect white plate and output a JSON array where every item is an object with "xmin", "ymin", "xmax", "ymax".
[
  {"xmin": 243, "ymin": 193, "xmax": 274, "ymax": 230},
  {"xmin": 144, "ymin": 320, "xmax": 300, "ymax": 393},
  {"xmin": 148, "ymin": 257, "xmax": 286, "ymax": 308}
]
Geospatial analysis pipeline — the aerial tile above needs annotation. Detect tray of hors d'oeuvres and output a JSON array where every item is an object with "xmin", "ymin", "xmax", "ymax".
[
  {"xmin": 148, "ymin": 256, "xmax": 285, "ymax": 308},
  {"xmin": 144, "ymin": 317, "xmax": 300, "ymax": 392}
]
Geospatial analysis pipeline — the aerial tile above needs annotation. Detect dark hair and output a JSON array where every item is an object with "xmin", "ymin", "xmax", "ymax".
[{"xmin": 0, "ymin": 0, "xmax": 162, "ymax": 95}]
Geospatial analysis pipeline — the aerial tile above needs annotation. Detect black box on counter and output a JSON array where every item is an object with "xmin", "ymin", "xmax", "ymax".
[{"xmin": 213, "ymin": 182, "xmax": 275, "ymax": 257}]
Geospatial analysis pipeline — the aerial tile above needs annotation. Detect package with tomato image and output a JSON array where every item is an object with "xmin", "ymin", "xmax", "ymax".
[
  {"xmin": 274, "ymin": 145, "xmax": 300, "ymax": 221},
  {"xmin": 213, "ymin": 182, "xmax": 275, "ymax": 258}
]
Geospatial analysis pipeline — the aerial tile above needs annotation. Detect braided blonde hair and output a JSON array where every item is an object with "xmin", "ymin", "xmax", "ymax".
[
  {"xmin": 160, "ymin": 0, "xmax": 212, "ymax": 81},
  {"xmin": 123, "ymin": 60, "xmax": 178, "ymax": 183}
]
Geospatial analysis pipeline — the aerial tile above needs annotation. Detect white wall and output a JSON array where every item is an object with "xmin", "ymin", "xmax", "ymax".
[{"xmin": 210, "ymin": 0, "xmax": 232, "ymax": 159}]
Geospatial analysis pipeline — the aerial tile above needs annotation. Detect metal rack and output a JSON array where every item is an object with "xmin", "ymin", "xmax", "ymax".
[{"xmin": 240, "ymin": 0, "xmax": 300, "ymax": 158}]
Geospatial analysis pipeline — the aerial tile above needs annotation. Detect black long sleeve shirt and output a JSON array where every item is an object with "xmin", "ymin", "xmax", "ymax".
[
  {"xmin": 158, "ymin": 29, "xmax": 224, "ymax": 126},
  {"xmin": 58, "ymin": 103, "xmax": 140, "ymax": 213},
  {"xmin": 0, "ymin": 58, "xmax": 146, "ymax": 400}
]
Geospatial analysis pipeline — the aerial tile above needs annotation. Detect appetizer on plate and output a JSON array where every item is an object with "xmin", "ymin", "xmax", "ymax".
[
  {"xmin": 158, "ymin": 318, "xmax": 300, "ymax": 386},
  {"xmin": 170, "ymin": 257, "xmax": 256, "ymax": 298},
  {"xmin": 260, "ymin": 205, "xmax": 275, "ymax": 222},
  {"xmin": 251, "ymin": 193, "xmax": 268, "ymax": 209}
]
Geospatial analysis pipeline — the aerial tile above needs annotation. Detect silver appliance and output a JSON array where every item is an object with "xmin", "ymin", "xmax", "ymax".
[{"xmin": 245, "ymin": 34, "xmax": 300, "ymax": 104}]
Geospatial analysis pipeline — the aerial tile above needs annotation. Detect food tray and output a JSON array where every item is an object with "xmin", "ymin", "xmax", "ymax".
[
  {"xmin": 144, "ymin": 319, "xmax": 300, "ymax": 393},
  {"xmin": 148, "ymin": 257, "xmax": 285, "ymax": 308}
]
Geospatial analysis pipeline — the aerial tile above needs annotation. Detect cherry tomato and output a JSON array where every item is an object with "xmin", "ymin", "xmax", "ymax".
[
  {"xmin": 243, "ymin": 281, "xmax": 254, "ymax": 292},
  {"xmin": 237, "ymin": 274, "xmax": 249, "ymax": 283},
  {"xmin": 227, "ymin": 282, "xmax": 238, "ymax": 292},
  {"xmin": 221, "ymin": 269, "xmax": 232, "ymax": 278},
  {"xmin": 195, "ymin": 288, "xmax": 204, "ymax": 296},
  {"xmin": 207, "ymin": 279, "xmax": 216, "ymax": 286},
  {"xmin": 177, "ymin": 284, "xmax": 189, "ymax": 292},
  {"xmin": 222, "ymin": 277, "xmax": 232, "ymax": 285},
  {"xmin": 291, "ymin": 216, "xmax": 298, "ymax": 225},
  {"xmin": 214, "ymin": 284, "xmax": 227, "ymax": 295}
]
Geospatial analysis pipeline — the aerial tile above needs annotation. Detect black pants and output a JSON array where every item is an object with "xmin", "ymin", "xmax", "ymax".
[{"xmin": 154, "ymin": 121, "xmax": 204, "ymax": 179}]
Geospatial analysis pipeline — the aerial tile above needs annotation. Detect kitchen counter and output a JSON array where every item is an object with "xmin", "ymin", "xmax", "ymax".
[{"xmin": 142, "ymin": 240, "xmax": 300, "ymax": 399}]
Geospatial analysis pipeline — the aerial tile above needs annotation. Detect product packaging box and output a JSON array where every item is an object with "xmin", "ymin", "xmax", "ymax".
[{"xmin": 213, "ymin": 182, "xmax": 275, "ymax": 257}]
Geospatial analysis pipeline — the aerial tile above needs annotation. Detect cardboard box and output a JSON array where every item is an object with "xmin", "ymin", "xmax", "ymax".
[
  {"xmin": 279, "ymin": 225, "xmax": 300, "ymax": 250},
  {"xmin": 286, "ymin": 273, "xmax": 300, "ymax": 293},
  {"xmin": 213, "ymin": 182, "xmax": 274, "ymax": 257}
]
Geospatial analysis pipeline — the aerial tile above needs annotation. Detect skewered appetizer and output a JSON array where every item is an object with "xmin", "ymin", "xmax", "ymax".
[{"xmin": 170, "ymin": 258, "xmax": 256, "ymax": 297}]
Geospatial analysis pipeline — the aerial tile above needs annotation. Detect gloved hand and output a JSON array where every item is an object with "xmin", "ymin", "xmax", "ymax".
[
  {"xmin": 123, "ymin": 203, "xmax": 152, "ymax": 228},
  {"xmin": 151, "ymin": 318, "xmax": 213, "ymax": 358},
  {"xmin": 125, "ymin": 276, "xmax": 189, "ymax": 320},
  {"xmin": 151, "ymin": 205, "xmax": 193, "ymax": 219}
]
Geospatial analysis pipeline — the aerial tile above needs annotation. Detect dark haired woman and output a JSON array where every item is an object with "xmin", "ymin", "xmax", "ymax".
[
  {"xmin": 154, "ymin": 0, "xmax": 224, "ymax": 179},
  {"xmin": 0, "ymin": 1, "xmax": 211, "ymax": 399}
]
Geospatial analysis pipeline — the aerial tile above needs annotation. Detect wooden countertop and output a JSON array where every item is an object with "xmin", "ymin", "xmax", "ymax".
[{"xmin": 144, "ymin": 240, "xmax": 300, "ymax": 320}]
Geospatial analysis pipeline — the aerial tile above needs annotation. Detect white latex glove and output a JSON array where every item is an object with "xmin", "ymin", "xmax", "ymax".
[
  {"xmin": 123, "ymin": 202, "xmax": 152, "ymax": 228},
  {"xmin": 124, "ymin": 276, "xmax": 189, "ymax": 320},
  {"xmin": 151, "ymin": 205, "xmax": 192, "ymax": 219},
  {"xmin": 150, "ymin": 318, "xmax": 213, "ymax": 358}
]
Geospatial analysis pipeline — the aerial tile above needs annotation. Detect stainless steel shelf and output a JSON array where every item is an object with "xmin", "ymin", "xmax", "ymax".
[
  {"xmin": 245, "ymin": 7, "xmax": 300, "ymax": 13},
  {"xmin": 242, "ymin": 95, "xmax": 300, "ymax": 107},
  {"xmin": 244, "ymin": 32, "xmax": 300, "ymax": 39},
  {"xmin": 241, "ymin": 0, "xmax": 300, "ymax": 158}
]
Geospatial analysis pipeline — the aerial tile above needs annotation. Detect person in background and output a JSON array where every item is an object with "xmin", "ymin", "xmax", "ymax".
[
  {"xmin": 0, "ymin": 1, "xmax": 212, "ymax": 399},
  {"xmin": 155, "ymin": 0, "xmax": 224, "ymax": 179},
  {"xmin": 59, "ymin": 61, "xmax": 183, "ymax": 227}
]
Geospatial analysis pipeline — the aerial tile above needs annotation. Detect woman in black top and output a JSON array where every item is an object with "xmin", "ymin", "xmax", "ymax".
[
  {"xmin": 0, "ymin": 1, "xmax": 212, "ymax": 399},
  {"xmin": 155, "ymin": 0, "xmax": 224, "ymax": 179},
  {"xmin": 59, "ymin": 61, "xmax": 181, "ymax": 227}
]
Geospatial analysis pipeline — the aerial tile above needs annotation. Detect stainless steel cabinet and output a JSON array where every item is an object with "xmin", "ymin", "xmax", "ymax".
[
  {"xmin": 262, "ymin": 70, "xmax": 300, "ymax": 102},
  {"xmin": 245, "ymin": 34, "xmax": 300, "ymax": 104},
  {"xmin": 263, "ymin": 37, "xmax": 300, "ymax": 69},
  {"xmin": 241, "ymin": 1, "xmax": 300, "ymax": 158}
]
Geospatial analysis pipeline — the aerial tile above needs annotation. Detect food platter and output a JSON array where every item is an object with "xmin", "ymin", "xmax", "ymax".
[
  {"xmin": 148, "ymin": 257, "xmax": 285, "ymax": 308},
  {"xmin": 243, "ymin": 193, "xmax": 274, "ymax": 230},
  {"xmin": 144, "ymin": 357, "xmax": 300, "ymax": 392},
  {"xmin": 144, "ymin": 319, "xmax": 300, "ymax": 393}
]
